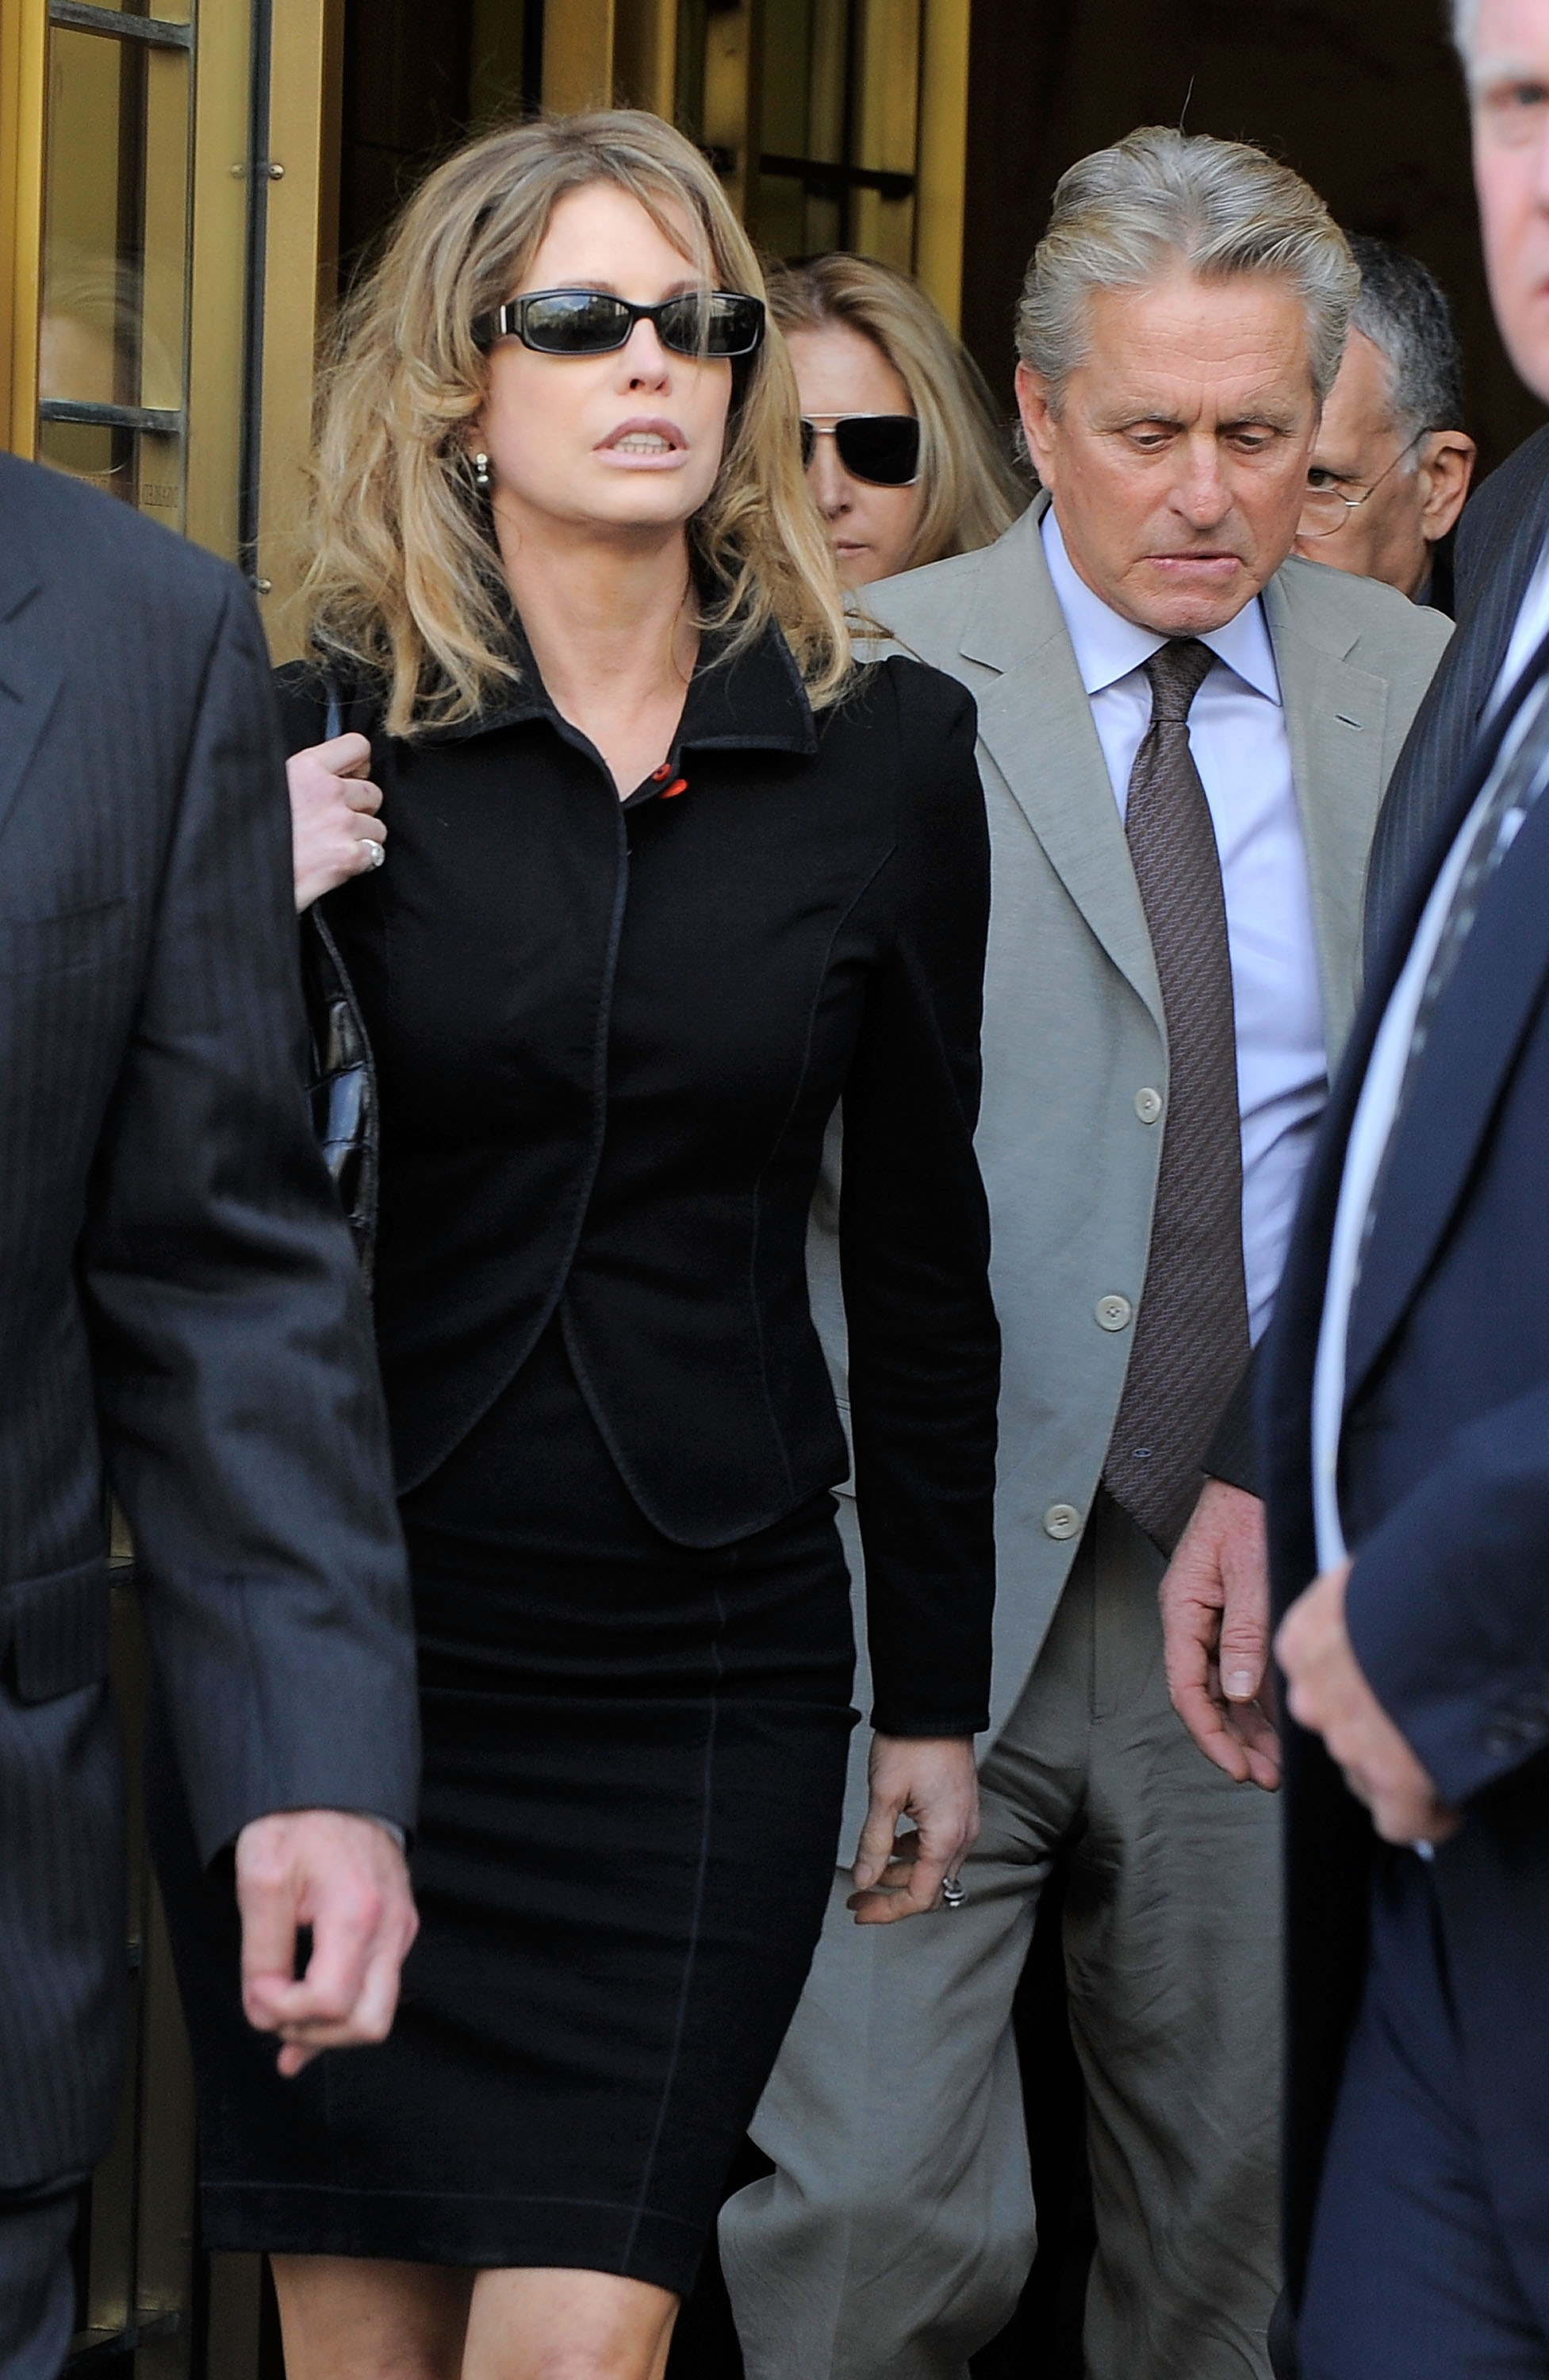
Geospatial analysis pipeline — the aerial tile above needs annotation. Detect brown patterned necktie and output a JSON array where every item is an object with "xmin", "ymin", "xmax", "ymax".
[{"xmin": 1103, "ymin": 638, "xmax": 1251, "ymax": 1553}]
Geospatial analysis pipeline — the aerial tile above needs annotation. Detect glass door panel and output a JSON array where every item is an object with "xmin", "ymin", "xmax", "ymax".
[
  {"xmin": 37, "ymin": 6, "xmax": 192, "ymax": 524},
  {"xmin": 32, "ymin": 0, "xmax": 254, "ymax": 563}
]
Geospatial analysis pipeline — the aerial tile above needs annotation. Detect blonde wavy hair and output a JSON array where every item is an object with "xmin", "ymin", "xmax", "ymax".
[
  {"xmin": 766, "ymin": 254, "xmax": 1027, "ymax": 568},
  {"xmin": 304, "ymin": 111, "xmax": 850, "ymax": 735}
]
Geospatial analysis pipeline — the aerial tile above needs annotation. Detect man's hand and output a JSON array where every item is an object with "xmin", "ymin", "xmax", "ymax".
[
  {"xmin": 1160, "ymin": 1477, "xmax": 1280, "ymax": 1790},
  {"xmin": 236, "ymin": 1810, "xmax": 419, "ymax": 2077},
  {"xmin": 288, "ymin": 734, "xmax": 385, "ymax": 912},
  {"xmin": 847, "ymin": 1735, "xmax": 980, "ymax": 1925},
  {"xmin": 1275, "ymin": 1561, "xmax": 1459, "ymax": 1847}
]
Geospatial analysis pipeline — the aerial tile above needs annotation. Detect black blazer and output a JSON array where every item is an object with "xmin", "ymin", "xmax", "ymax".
[
  {"xmin": 0, "ymin": 457, "xmax": 417, "ymax": 2186},
  {"xmin": 1363, "ymin": 423, "xmax": 1549, "ymax": 955},
  {"xmin": 1263, "ymin": 629, "xmax": 1549, "ymax": 2328},
  {"xmin": 279, "ymin": 627, "xmax": 1000, "ymax": 1739}
]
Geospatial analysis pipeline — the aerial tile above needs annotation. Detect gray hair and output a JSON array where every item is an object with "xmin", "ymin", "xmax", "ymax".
[
  {"xmin": 1452, "ymin": 0, "xmax": 1478, "ymax": 60},
  {"xmin": 1016, "ymin": 127, "xmax": 1359, "ymax": 410},
  {"xmin": 1348, "ymin": 234, "xmax": 1465, "ymax": 443}
]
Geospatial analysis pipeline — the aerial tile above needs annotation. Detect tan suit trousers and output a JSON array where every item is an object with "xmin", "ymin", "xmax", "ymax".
[{"xmin": 721, "ymin": 1493, "xmax": 1282, "ymax": 2380}]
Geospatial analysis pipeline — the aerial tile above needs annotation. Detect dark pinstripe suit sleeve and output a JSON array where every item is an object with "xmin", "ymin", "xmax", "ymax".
[{"xmin": 77, "ymin": 581, "xmax": 419, "ymax": 1864}]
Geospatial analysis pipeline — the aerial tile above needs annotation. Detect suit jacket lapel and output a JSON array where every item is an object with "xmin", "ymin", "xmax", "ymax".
[
  {"xmin": 960, "ymin": 503, "xmax": 1163, "ymax": 1031},
  {"xmin": 1463, "ymin": 475, "xmax": 1549, "ymax": 722},
  {"xmin": 1343, "ymin": 651, "xmax": 1549, "ymax": 1403},
  {"xmin": 0, "ymin": 534, "xmax": 62, "ymax": 850},
  {"xmin": 1263, "ymin": 568, "xmax": 1390, "ymax": 1069}
]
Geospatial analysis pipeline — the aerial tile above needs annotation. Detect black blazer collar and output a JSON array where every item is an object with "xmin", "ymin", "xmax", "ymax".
[{"xmin": 425, "ymin": 612, "xmax": 820, "ymax": 761}]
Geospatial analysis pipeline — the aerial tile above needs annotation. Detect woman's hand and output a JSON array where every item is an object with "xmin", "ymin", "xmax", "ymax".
[
  {"xmin": 289, "ymin": 733, "xmax": 385, "ymax": 912},
  {"xmin": 846, "ymin": 1733, "xmax": 980, "ymax": 1925}
]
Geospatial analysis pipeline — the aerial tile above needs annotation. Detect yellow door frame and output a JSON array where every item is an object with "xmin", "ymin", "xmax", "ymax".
[
  {"xmin": 253, "ymin": 0, "xmax": 344, "ymax": 652},
  {"xmin": 917, "ymin": 0, "xmax": 971, "ymax": 332},
  {"xmin": 0, "ymin": 0, "xmax": 45, "ymax": 457}
]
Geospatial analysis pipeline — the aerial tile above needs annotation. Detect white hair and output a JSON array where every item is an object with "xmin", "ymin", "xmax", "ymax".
[
  {"xmin": 1452, "ymin": 0, "xmax": 1478, "ymax": 59},
  {"xmin": 1016, "ymin": 127, "xmax": 1358, "ymax": 410}
]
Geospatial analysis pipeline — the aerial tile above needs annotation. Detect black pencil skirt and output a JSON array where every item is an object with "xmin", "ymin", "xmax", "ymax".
[{"xmin": 150, "ymin": 1321, "xmax": 856, "ymax": 2296}]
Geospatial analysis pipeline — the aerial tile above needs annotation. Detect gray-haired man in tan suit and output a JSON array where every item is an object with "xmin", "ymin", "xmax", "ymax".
[{"xmin": 722, "ymin": 129, "xmax": 1453, "ymax": 2380}]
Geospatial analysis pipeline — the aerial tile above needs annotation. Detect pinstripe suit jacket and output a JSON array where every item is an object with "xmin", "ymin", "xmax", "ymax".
[
  {"xmin": 1363, "ymin": 422, "xmax": 1549, "ymax": 958},
  {"xmin": 0, "ymin": 456, "xmax": 417, "ymax": 2187}
]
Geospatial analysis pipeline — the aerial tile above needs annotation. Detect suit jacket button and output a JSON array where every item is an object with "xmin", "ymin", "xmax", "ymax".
[
  {"xmin": 1135, "ymin": 1087, "xmax": 1163, "ymax": 1124},
  {"xmin": 1044, "ymin": 1503, "xmax": 1083, "ymax": 1541},
  {"xmin": 1095, "ymin": 1294, "xmax": 1133, "ymax": 1331}
]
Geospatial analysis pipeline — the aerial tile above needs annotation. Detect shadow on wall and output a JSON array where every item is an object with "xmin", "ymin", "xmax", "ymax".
[{"xmin": 960, "ymin": 0, "xmax": 1546, "ymax": 485}]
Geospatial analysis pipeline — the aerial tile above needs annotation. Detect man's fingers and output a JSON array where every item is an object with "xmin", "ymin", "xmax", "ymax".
[
  {"xmin": 277, "ymin": 1858, "xmax": 393, "ymax": 2031},
  {"xmin": 1224, "ymin": 1696, "xmax": 1282, "ymax": 1791},
  {"xmin": 348, "ymin": 1933, "xmax": 410, "ymax": 2048},
  {"xmin": 1162, "ymin": 1591, "xmax": 1237, "ymax": 1763},
  {"xmin": 236, "ymin": 1813, "xmax": 418, "ymax": 2067},
  {"xmin": 1171, "ymin": 1676, "xmax": 1253, "ymax": 1782},
  {"xmin": 236, "ymin": 1842, "xmax": 301, "ymax": 2024},
  {"xmin": 1218, "ymin": 1568, "xmax": 1271, "ymax": 1703},
  {"xmin": 244, "ymin": 1895, "xmax": 411, "ymax": 2055}
]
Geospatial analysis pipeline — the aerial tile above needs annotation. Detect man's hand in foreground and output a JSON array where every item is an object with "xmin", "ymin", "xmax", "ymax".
[
  {"xmin": 1160, "ymin": 1477, "xmax": 1280, "ymax": 1790},
  {"xmin": 236, "ymin": 1810, "xmax": 419, "ymax": 2076},
  {"xmin": 847, "ymin": 1734, "xmax": 980, "ymax": 1924},
  {"xmin": 1275, "ymin": 1560, "xmax": 1459, "ymax": 1847}
]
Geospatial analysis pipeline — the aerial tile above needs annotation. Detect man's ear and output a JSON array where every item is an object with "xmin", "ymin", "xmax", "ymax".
[
  {"xmin": 1419, "ymin": 429, "xmax": 1478, "ymax": 543},
  {"xmin": 1014, "ymin": 361, "xmax": 1060, "ymax": 489}
]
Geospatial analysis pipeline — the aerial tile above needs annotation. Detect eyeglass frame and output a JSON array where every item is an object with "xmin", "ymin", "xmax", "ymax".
[
  {"xmin": 471, "ymin": 289, "xmax": 767, "ymax": 359},
  {"xmin": 1298, "ymin": 423, "xmax": 1432, "ymax": 536},
  {"xmin": 799, "ymin": 412, "xmax": 922, "ymax": 488}
]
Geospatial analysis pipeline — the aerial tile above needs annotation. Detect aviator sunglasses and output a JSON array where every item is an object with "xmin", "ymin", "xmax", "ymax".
[
  {"xmin": 473, "ymin": 288, "xmax": 767, "ymax": 359},
  {"xmin": 799, "ymin": 413, "xmax": 921, "ymax": 488}
]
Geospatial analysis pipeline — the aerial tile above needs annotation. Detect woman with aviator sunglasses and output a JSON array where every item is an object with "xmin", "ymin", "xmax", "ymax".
[
  {"xmin": 152, "ymin": 110, "xmax": 999, "ymax": 2380},
  {"xmin": 768, "ymin": 253, "xmax": 1026, "ymax": 589}
]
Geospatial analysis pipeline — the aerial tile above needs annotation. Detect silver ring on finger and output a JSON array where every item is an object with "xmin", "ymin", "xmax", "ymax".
[
  {"xmin": 361, "ymin": 839, "xmax": 385, "ymax": 869},
  {"xmin": 941, "ymin": 1875, "xmax": 966, "ymax": 1909}
]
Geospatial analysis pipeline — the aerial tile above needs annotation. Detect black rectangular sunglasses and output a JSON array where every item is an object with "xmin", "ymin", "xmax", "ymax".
[
  {"xmin": 474, "ymin": 289, "xmax": 766, "ymax": 358},
  {"xmin": 799, "ymin": 413, "xmax": 921, "ymax": 488}
]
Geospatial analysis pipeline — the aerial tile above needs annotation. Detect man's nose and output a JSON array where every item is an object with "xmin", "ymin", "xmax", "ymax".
[{"xmin": 1171, "ymin": 440, "xmax": 1232, "ymax": 525}]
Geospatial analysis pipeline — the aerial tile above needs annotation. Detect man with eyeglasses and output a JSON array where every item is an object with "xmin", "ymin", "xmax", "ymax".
[
  {"xmin": 723, "ymin": 129, "xmax": 1451, "ymax": 2380},
  {"xmin": 1293, "ymin": 236, "xmax": 1476, "ymax": 610}
]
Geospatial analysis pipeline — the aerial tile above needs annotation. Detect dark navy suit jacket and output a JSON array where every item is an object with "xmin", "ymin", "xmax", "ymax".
[
  {"xmin": 1264, "ymin": 624, "xmax": 1549, "ymax": 2320},
  {"xmin": 1364, "ymin": 423, "xmax": 1549, "ymax": 951},
  {"xmin": 0, "ymin": 456, "xmax": 418, "ymax": 2187}
]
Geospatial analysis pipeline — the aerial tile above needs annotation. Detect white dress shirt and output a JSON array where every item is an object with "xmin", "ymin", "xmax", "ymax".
[{"xmin": 1042, "ymin": 510, "xmax": 1329, "ymax": 1341}]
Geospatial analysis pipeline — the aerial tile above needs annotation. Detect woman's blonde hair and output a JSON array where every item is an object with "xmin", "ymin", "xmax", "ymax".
[
  {"xmin": 304, "ymin": 111, "xmax": 850, "ymax": 735},
  {"xmin": 766, "ymin": 254, "xmax": 1027, "ymax": 569}
]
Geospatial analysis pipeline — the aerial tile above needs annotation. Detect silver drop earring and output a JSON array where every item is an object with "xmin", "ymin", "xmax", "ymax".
[{"xmin": 473, "ymin": 451, "xmax": 493, "ymax": 494}]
